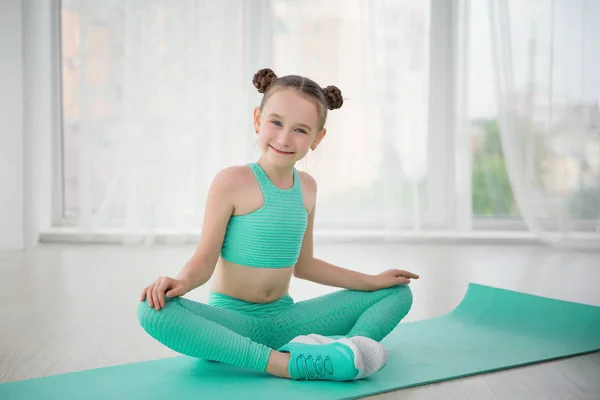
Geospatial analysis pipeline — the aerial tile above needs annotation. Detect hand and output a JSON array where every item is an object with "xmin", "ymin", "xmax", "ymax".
[
  {"xmin": 140, "ymin": 276, "xmax": 190, "ymax": 311},
  {"xmin": 367, "ymin": 269, "xmax": 419, "ymax": 291}
]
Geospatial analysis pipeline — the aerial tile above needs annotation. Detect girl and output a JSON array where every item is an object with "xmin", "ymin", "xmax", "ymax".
[{"xmin": 138, "ymin": 68, "xmax": 418, "ymax": 382}]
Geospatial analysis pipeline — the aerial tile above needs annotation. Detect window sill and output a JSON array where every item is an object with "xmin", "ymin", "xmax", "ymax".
[{"xmin": 38, "ymin": 225, "xmax": 546, "ymax": 246}]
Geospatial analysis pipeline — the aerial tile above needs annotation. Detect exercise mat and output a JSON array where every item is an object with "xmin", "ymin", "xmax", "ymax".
[{"xmin": 1, "ymin": 283, "xmax": 599, "ymax": 400}]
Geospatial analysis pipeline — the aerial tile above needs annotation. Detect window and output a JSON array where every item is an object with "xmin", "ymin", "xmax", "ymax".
[
  {"xmin": 468, "ymin": 0, "xmax": 600, "ymax": 226},
  {"xmin": 55, "ymin": 0, "xmax": 598, "ymax": 238}
]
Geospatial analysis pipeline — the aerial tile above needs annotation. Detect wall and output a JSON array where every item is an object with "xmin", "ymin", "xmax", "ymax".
[
  {"xmin": 0, "ymin": 0, "xmax": 54, "ymax": 250},
  {"xmin": 0, "ymin": 0, "xmax": 24, "ymax": 250}
]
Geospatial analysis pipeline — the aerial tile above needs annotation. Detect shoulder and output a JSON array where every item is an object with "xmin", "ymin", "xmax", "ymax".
[
  {"xmin": 298, "ymin": 170, "xmax": 317, "ymax": 193},
  {"xmin": 214, "ymin": 165, "xmax": 253, "ymax": 183},
  {"xmin": 297, "ymin": 170, "xmax": 318, "ymax": 212},
  {"xmin": 210, "ymin": 165, "xmax": 255, "ymax": 196}
]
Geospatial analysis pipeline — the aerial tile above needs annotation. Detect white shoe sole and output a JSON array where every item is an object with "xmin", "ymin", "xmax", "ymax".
[{"xmin": 350, "ymin": 336, "xmax": 388, "ymax": 379}]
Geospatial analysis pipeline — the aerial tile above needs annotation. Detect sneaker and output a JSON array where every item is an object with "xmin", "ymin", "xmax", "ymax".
[
  {"xmin": 279, "ymin": 336, "xmax": 364, "ymax": 381},
  {"xmin": 305, "ymin": 334, "xmax": 389, "ymax": 379}
]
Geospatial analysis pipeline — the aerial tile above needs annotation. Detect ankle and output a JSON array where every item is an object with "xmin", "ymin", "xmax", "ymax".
[{"xmin": 266, "ymin": 350, "xmax": 291, "ymax": 379}]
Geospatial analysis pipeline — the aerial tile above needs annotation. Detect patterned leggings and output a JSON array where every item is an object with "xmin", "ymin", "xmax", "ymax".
[{"xmin": 137, "ymin": 285, "xmax": 413, "ymax": 372}]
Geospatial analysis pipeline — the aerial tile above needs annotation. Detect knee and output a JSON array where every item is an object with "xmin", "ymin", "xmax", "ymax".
[
  {"xmin": 137, "ymin": 300, "xmax": 155, "ymax": 331},
  {"xmin": 386, "ymin": 284, "xmax": 413, "ymax": 314},
  {"xmin": 137, "ymin": 296, "xmax": 177, "ymax": 331},
  {"xmin": 399, "ymin": 284, "xmax": 413, "ymax": 304}
]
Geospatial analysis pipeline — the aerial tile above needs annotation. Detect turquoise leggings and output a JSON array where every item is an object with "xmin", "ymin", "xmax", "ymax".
[{"xmin": 137, "ymin": 285, "xmax": 412, "ymax": 372}]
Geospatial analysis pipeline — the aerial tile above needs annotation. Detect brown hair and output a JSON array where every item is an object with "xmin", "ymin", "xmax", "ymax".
[{"xmin": 252, "ymin": 68, "xmax": 343, "ymax": 131}]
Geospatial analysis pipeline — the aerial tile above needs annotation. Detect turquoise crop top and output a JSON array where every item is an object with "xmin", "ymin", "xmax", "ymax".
[{"xmin": 220, "ymin": 162, "xmax": 308, "ymax": 268}]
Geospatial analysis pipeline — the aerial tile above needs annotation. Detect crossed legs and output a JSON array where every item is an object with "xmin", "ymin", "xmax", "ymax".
[{"xmin": 137, "ymin": 284, "xmax": 413, "ymax": 378}]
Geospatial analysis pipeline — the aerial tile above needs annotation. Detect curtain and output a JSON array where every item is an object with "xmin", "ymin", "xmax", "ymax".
[
  {"xmin": 61, "ymin": 0, "xmax": 599, "ymax": 247},
  {"xmin": 60, "ymin": 0, "xmax": 443, "ymax": 244},
  {"xmin": 488, "ymin": 0, "xmax": 600, "ymax": 249}
]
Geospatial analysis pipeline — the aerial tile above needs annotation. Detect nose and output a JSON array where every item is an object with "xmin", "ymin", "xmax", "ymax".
[{"xmin": 275, "ymin": 130, "xmax": 292, "ymax": 147}]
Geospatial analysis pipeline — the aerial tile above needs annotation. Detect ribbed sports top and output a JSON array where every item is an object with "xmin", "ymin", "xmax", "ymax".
[{"xmin": 220, "ymin": 163, "xmax": 308, "ymax": 268}]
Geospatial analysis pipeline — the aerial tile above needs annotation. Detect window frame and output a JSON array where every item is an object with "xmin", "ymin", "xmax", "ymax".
[{"xmin": 40, "ymin": 0, "xmax": 596, "ymax": 242}]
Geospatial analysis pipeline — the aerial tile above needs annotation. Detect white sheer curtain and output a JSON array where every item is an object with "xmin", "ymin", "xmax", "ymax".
[
  {"xmin": 60, "ymin": 0, "xmax": 448, "ymax": 244},
  {"xmin": 488, "ymin": 0, "xmax": 600, "ymax": 249}
]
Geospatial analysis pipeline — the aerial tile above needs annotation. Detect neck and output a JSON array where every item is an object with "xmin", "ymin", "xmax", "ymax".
[{"xmin": 257, "ymin": 156, "xmax": 295, "ymax": 188}]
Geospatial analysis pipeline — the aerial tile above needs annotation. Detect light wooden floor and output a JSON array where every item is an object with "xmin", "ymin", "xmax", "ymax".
[{"xmin": 1, "ymin": 242, "xmax": 599, "ymax": 399}]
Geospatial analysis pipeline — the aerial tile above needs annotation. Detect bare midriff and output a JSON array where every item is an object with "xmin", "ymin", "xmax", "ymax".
[{"xmin": 209, "ymin": 257, "xmax": 294, "ymax": 303}]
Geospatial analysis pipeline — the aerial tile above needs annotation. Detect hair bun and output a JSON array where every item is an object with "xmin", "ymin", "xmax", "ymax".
[
  {"xmin": 322, "ymin": 85, "xmax": 343, "ymax": 110},
  {"xmin": 253, "ymin": 68, "xmax": 278, "ymax": 94}
]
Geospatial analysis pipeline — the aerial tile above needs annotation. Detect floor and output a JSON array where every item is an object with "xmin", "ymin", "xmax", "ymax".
[{"xmin": 0, "ymin": 242, "xmax": 599, "ymax": 399}]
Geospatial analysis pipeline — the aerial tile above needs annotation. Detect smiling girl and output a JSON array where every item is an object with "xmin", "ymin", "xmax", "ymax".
[{"xmin": 138, "ymin": 68, "xmax": 418, "ymax": 381}]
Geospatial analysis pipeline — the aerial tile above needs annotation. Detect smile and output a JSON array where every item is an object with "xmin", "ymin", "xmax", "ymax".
[{"xmin": 269, "ymin": 145, "xmax": 295, "ymax": 155}]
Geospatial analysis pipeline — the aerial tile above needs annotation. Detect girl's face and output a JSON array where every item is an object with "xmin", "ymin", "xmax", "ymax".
[{"xmin": 254, "ymin": 88, "xmax": 326, "ymax": 168}]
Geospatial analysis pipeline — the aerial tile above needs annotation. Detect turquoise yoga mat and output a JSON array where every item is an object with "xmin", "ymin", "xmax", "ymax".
[{"xmin": 2, "ymin": 283, "xmax": 600, "ymax": 400}]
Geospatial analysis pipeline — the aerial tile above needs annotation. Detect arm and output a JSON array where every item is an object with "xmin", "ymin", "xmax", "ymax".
[
  {"xmin": 176, "ymin": 168, "xmax": 238, "ymax": 291},
  {"xmin": 293, "ymin": 204, "xmax": 376, "ymax": 291},
  {"xmin": 294, "ymin": 207, "xmax": 418, "ymax": 290},
  {"xmin": 293, "ymin": 173, "xmax": 374, "ymax": 290},
  {"xmin": 293, "ymin": 174, "xmax": 419, "ymax": 291}
]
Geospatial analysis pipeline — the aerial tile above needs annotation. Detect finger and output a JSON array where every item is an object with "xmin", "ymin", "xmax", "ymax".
[
  {"xmin": 157, "ymin": 280, "xmax": 170, "ymax": 309},
  {"xmin": 166, "ymin": 284, "xmax": 183, "ymax": 298},
  {"xmin": 157, "ymin": 281, "xmax": 167, "ymax": 310},
  {"xmin": 152, "ymin": 283, "xmax": 161, "ymax": 310},
  {"xmin": 153, "ymin": 288, "xmax": 162, "ymax": 310},
  {"xmin": 397, "ymin": 270, "xmax": 419, "ymax": 279},
  {"xmin": 141, "ymin": 284, "xmax": 153, "ymax": 301},
  {"xmin": 396, "ymin": 277, "xmax": 411, "ymax": 284},
  {"xmin": 146, "ymin": 285, "xmax": 154, "ymax": 307}
]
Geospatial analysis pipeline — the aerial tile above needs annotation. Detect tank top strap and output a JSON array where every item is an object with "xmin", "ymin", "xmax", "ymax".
[
  {"xmin": 248, "ymin": 163, "xmax": 302, "ymax": 201},
  {"xmin": 248, "ymin": 162, "xmax": 271, "ymax": 193},
  {"xmin": 292, "ymin": 167, "xmax": 301, "ymax": 191}
]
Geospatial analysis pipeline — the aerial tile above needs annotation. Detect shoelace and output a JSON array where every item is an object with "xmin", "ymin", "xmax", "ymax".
[{"xmin": 295, "ymin": 354, "xmax": 334, "ymax": 380}]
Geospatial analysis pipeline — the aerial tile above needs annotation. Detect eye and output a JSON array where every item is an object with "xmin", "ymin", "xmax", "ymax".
[
  {"xmin": 295, "ymin": 128, "xmax": 307, "ymax": 134},
  {"xmin": 271, "ymin": 120, "xmax": 282, "ymax": 127}
]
